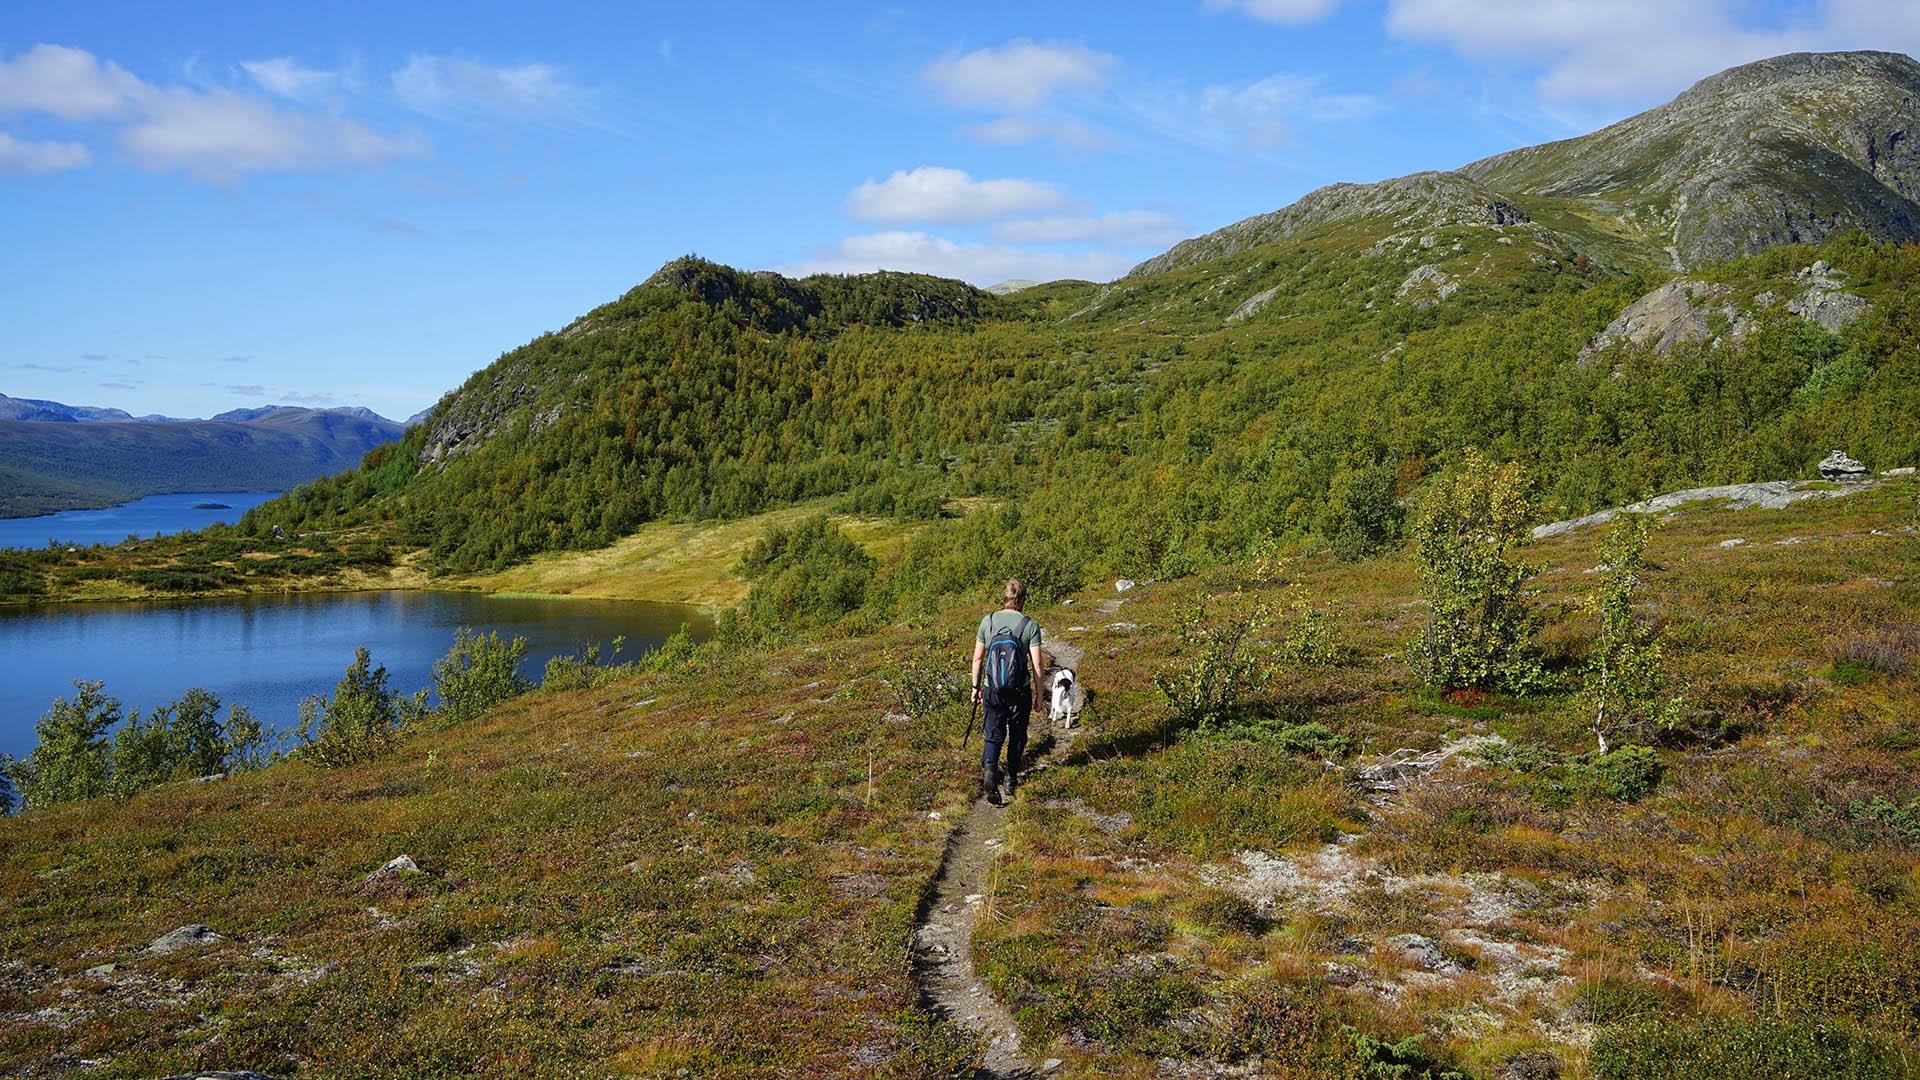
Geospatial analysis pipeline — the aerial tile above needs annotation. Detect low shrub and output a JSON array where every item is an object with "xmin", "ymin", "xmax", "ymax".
[
  {"xmin": 1187, "ymin": 976, "xmax": 1332, "ymax": 1064},
  {"xmin": 1846, "ymin": 795, "xmax": 1920, "ymax": 845},
  {"xmin": 1180, "ymin": 890, "xmax": 1268, "ymax": 937},
  {"xmin": 430, "ymin": 627, "xmax": 531, "ymax": 726},
  {"xmin": 1827, "ymin": 626, "xmax": 1918, "ymax": 680},
  {"xmin": 1589, "ymin": 1017, "xmax": 1912, "ymax": 1080},
  {"xmin": 885, "ymin": 648, "xmax": 965, "ymax": 720},
  {"xmin": 1578, "ymin": 745, "xmax": 1663, "ymax": 802}
]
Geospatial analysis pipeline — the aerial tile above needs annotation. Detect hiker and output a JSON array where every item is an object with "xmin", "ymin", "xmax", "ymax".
[{"xmin": 970, "ymin": 578, "xmax": 1044, "ymax": 805}]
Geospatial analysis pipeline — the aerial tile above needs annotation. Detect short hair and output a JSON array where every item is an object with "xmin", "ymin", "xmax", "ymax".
[{"xmin": 1004, "ymin": 579, "xmax": 1027, "ymax": 604}]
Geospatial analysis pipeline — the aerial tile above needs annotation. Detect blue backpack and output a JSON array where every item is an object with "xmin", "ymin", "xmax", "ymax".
[{"xmin": 983, "ymin": 615, "xmax": 1033, "ymax": 707}]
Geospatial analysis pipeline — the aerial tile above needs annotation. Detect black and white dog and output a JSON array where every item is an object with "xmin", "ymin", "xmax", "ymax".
[{"xmin": 1048, "ymin": 667, "xmax": 1080, "ymax": 728}]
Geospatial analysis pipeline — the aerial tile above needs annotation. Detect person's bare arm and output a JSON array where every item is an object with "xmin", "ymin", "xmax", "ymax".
[
  {"xmin": 1030, "ymin": 643, "xmax": 1046, "ymax": 711},
  {"xmin": 970, "ymin": 640, "xmax": 986, "ymax": 704}
]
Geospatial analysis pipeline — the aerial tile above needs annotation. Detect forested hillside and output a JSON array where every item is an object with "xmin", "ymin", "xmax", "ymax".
[{"xmin": 207, "ymin": 56, "xmax": 1916, "ymax": 593}]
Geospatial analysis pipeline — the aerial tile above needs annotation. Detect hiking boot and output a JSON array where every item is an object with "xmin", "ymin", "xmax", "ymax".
[{"xmin": 983, "ymin": 766, "xmax": 1003, "ymax": 806}]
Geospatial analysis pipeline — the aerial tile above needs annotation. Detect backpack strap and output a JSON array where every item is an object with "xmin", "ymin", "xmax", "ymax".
[{"xmin": 1017, "ymin": 615, "xmax": 1032, "ymax": 647}]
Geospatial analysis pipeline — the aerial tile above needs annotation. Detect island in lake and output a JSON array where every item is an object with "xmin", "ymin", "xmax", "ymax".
[{"xmin": 191, "ymin": 502, "xmax": 232, "ymax": 510}]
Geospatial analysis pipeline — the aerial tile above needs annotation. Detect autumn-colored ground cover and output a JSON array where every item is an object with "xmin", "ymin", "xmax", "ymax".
[{"xmin": 3, "ymin": 478, "xmax": 1917, "ymax": 1078}]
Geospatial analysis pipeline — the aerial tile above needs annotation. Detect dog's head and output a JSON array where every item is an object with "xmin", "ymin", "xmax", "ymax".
[{"xmin": 1052, "ymin": 667, "xmax": 1076, "ymax": 690}]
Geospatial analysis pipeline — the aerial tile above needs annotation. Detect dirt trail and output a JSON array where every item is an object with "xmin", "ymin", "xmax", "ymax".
[{"xmin": 911, "ymin": 636, "xmax": 1086, "ymax": 1078}]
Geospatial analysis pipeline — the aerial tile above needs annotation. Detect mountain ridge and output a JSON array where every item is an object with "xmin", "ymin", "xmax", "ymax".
[{"xmin": 1136, "ymin": 49, "xmax": 1920, "ymax": 278}]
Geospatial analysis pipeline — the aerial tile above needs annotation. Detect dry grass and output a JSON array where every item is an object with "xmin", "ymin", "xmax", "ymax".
[{"xmin": 452, "ymin": 501, "xmax": 933, "ymax": 609}]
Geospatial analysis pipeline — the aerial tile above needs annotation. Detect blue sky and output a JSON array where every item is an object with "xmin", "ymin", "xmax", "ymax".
[{"xmin": 2, "ymin": 1, "xmax": 1913, "ymax": 421}]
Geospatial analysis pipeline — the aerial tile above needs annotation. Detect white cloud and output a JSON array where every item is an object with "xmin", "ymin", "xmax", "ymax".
[
  {"xmin": 1382, "ymin": 0, "xmax": 1860, "ymax": 103},
  {"xmin": 991, "ymin": 210, "xmax": 1186, "ymax": 247},
  {"xmin": 241, "ymin": 57, "xmax": 350, "ymax": 101},
  {"xmin": 0, "ymin": 45, "xmax": 425, "ymax": 179},
  {"xmin": 120, "ymin": 88, "xmax": 424, "ymax": 179},
  {"xmin": 778, "ymin": 231, "xmax": 1134, "ymax": 285},
  {"xmin": 393, "ymin": 56, "xmax": 586, "ymax": 118},
  {"xmin": 0, "ymin": 131, "xmax": 91, "ymax": 173},
  {"xmin": 961, "ymin": 116, "xmax": 1120, "ymax": 150},
  {"xmin": 847, "ymin": 166, "xmax": 1069, "ymax": 224},
  {"xmin": 922, "ymin": 41, "xmax": 1117, "ymax": 112},
  {"xmin": 0, "ymin": 44, "xmax": 144, "ymax": 120},
  {"xmin": 1205, "ymin": 0, "xmax": 1342, "ymax": 24}
]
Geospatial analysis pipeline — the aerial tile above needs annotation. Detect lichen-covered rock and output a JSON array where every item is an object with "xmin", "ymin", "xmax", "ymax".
[
  {"xmin": 147, "ymin": 924, "xmax": 223, "ymax": 954},
  {"xmin": 1579, "ymin": 279, "xmax": 1749, "ymax": 360}
]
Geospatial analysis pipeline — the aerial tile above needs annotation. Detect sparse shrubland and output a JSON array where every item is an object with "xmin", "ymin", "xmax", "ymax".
[{"xmin": 1, "ymin": 682, "xmax": 275, "ymax": 810}]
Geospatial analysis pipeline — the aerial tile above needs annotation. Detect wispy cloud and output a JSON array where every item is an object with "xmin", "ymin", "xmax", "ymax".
[
  {"xmin": 961, "ymin": 116, "xmax": 1120, "ymax": 151},
  {"xmin": 0, "ymin": 131, "xmax": 90, "ymax": 173},
  {"xmin": 1124, "ymin": 71, "xmax": 1384, "ymax": 152},
  {"xmin": 990, "ymin": 210, "xmax": 1186, "ymax": 247},
  {"xmin": 392, "ymin": 55, "xmax": 589, "ymax": 120},
  {"xmin": 922, "ymin": 41, "xmax": 1118, "ymax": 112},
  {"xmin": 240, "ymin": 56, "xmax": 354, "ymax": 102},
  {"xmin": 1205, "ymin": 0, "xmax": 1344, "ymax": 24}
]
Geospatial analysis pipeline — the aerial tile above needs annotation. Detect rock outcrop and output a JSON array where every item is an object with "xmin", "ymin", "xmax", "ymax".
[
  {"xmin": 1395, "ymin": 264, "xmax": 1460, "ymax": 309},
  {"xmin": 1532, "ymin": 477, "xmax": 1877, "ymax": 538},
  {"xmin": 1818, "ymin": 449, "xmax": 1869, "ymax": 480},
  {"xmin": 146, "ymin": 924, "xmax": 223, "ymax": 954},
  {"xmin": 1789, "ymin": 260, "xmax": 1873, "ymax": 332},
  {"xmin": 1579, "ymin": 279, "xmax": 1750, "ymax": 360},
  {"xmin": 1129, "ymin": 171, "xmax": 1528, "ymax": 277}
]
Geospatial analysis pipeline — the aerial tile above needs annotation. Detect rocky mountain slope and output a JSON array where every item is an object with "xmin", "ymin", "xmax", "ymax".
[{"xmin": 1140, "ymin": 51, "xmax": 1920, "ymax": 277}]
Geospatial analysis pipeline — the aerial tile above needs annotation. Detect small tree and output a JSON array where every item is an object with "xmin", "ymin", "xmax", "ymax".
[
  {"xmin": 1155, "ymin": 596, "xmax": 1272, "ymax": 737},
  {"xmin": 1583, "ymin": 515, "xmax": 1686, "ymax": 752},
  {"xmin": 297, "ymin": 646, "xmax": 420, "ymax": 768},
  {"xmin": 431, "ymin": 627, "xmax": 531, "ymax": 726},
  {"xmin": 1328, "ymin": 464, "xmax": 1405, "ymax": 562},
  {"xmin": 106, "ymin": 688, "xmax": 275, "ymax": 794},
  {"xmin": 1273, "ymin": 582, "xmax": 1341, "ymax": 668},
  {"xmin": 1412, "ymin": 449, "xmax": 1543, "ymax": 692},
  {"xmin": 13, "ymin": 681, "xmax": 119, "ymax": 809},
  {"xmin": 0, "ymin": 755, "xmax": 15, "ymax": 815}
]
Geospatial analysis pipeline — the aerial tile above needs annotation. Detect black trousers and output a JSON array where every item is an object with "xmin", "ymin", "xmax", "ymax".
[{"xmin": 982, "ymin": 694, "xmax": 1031, "ymax": 778}]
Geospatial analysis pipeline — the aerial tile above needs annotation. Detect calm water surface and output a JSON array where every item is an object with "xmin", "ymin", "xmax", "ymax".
[
  {"xmin": 0, "ymin": 591, "xmax": 710, "ymax": 758},
  {"xmin": 0, "ymin": 491, "xmax": 282, "ymax": 550}
]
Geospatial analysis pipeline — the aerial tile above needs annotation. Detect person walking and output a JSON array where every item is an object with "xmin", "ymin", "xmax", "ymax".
[{"xmin": 970, "ymin": 579, "xmax": 1044, "ymax": 805}]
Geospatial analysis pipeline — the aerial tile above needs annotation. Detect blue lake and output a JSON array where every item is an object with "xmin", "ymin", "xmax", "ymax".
[
  {"xmin": 0, "ymin": 591, "xmax": 710, "ymax": 759},
  {"xmin": 0, "ymin": 491, "xmax": 282, "ymax": 551}
]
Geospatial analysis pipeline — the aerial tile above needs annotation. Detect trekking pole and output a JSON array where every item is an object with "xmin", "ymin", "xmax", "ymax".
[{"xmin": 960, "ymin": 682, "xmax": 980, "ymax": 750}]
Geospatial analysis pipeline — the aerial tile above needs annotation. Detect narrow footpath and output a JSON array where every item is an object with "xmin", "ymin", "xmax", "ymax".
[{"xmin": 910, "ymin": 636, "xmax": 1086, "ymax": 1079}]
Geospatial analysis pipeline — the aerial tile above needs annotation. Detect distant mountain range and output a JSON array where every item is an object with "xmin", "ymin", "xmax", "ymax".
[{"xmin": 0, "ymin": 395, "xmax": 408, "ymax": 518}]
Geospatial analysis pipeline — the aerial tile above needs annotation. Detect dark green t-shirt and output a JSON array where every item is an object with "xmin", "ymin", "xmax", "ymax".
[{"xmin": 977, "ymin": 610, "xmax": 1042, "ymax": 650}]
